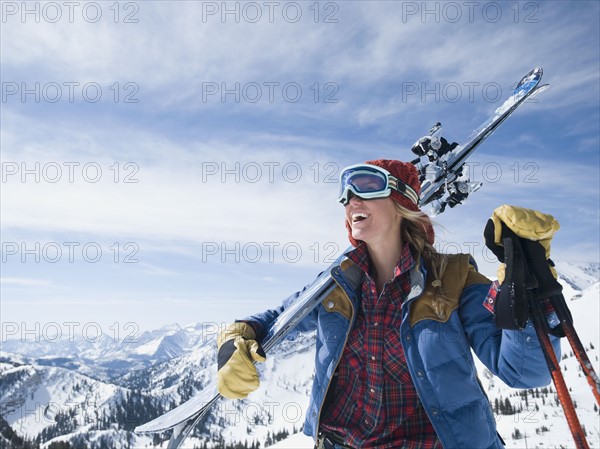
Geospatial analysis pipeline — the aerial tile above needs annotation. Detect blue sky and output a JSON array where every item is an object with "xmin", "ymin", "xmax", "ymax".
[{"xmin": 1, "ymin": 1, "xmax": 599, "ymax": 337}]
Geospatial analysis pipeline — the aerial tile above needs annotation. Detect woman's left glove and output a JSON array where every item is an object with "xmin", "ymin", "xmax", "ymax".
[
  {"xmin": 216, "ymin": 322, "xmax": 266, "ymax": 399},
  {"xmin": 484, "ymin": 204, "xmax": 563, "ymax": 330}
]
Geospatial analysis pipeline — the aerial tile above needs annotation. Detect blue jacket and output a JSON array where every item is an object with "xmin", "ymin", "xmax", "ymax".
[{"xmin": 244, "ymin": 253, "xmax": 561, "ymax": 448}]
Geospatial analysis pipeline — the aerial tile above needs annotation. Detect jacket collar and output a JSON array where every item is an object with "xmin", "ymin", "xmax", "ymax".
[{"xmin": 337, "ymin": 250, "xmax": 427, "ymax": 305}]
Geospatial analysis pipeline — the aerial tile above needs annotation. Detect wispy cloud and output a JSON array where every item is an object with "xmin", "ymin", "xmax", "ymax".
[{"xmin": 0, "ymin": 277, "xmax": 52, "ymax": 286}]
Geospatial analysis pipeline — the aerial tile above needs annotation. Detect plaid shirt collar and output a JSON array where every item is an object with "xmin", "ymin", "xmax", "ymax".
[{"xmin": 346, "ymin": 241, "xmax": 416, "ymax": 283}]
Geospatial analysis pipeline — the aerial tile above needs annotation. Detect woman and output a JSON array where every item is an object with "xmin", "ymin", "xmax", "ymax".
[{"xmin": 216, "ymin": 159, "xmax": 561, "ymax": 449}]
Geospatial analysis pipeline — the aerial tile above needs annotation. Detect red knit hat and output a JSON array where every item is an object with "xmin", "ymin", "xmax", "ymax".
[{"xmin": 345, "ymin": 159, "xmax": 435, "ymax": 246}]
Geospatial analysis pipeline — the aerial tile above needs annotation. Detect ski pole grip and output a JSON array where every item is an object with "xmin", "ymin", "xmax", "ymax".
[
  {"xmin": 519, "ymin": 238, "xmax": 563, "ymax": 299},
  {"xmin": 484, "ymin": 219, "xmax": 505, "ymax": 262},
  {"xmin": 492, "ymin": 226, "xmax": 531, "ymax": 330}
]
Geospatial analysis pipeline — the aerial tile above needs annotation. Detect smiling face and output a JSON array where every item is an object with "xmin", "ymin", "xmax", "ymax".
[{"xmin": 345, "ymin": 195, "xmax": 402, "ymax": 248}]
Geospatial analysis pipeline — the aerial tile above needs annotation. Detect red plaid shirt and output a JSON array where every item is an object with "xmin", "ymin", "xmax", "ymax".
[{"xmin": 320, "ymin": 243, "xmax": 440, "ymax": 448}]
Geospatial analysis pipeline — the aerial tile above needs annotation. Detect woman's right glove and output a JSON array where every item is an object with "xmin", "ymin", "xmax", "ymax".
[{"xmin": 217, "ymin": 322, "xmax": 266, "ymax": 399}]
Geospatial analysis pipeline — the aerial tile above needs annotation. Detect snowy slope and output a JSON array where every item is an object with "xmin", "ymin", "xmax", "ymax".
[
  {"xmin": 0, "ymin": 361, "xmax": 119, "ymax": 438},
  {"xmin": 270, "ymin": 432, "xmax": 314, "ymax": 448},
  {"xmin": 554, "ymin": 261, "xmax": 599, "ymax": 290}
]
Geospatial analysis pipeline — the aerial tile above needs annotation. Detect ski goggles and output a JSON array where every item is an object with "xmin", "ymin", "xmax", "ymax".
[{"xmin": 337, "ymin": 164, "xmax": 419, "ymax": 206}]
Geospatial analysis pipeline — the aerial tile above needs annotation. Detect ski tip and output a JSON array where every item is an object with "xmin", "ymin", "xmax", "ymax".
[
  {"xmin": 531, "ymin": 84, "xmax": 550, "ymax": 97},
  {"xmin": 513, "ymin": 67, "xmax": 543, "ymax": 96},
  {"xmin": 134, "ymin": 424, "xmax": 157, "ymax": 434},
  {"xmin": 135, "ymin": 421, "xmax": 176, "ymax": 434},
  {"xmin": 529, "ymin": 67, "xmax": 543, "ymax": 78}
]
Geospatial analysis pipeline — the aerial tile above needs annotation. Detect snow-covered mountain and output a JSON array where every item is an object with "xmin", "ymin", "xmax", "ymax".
[
  {"xmin": 554, "ymin": 261, "xmax": 600, "ymax": 301},
  {"xmin": 1, "ymin": 262, "xmax": 598, "ymax": 448},
  {"xmin": 1, "ymin": 323, "xmax": 211, "ymax": 382},
  {"xmin": 0, "ymin": 357, "xmax": 167, "ymax": 449}
]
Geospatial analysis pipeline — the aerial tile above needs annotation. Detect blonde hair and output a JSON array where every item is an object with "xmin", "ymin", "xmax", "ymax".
[{"xmin": 395, "ymin": 203, "xmax": 449, "ymax": 313}]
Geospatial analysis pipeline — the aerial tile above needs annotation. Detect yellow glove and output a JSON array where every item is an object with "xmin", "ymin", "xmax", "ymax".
[
  {"xmin": 489, "ymin": 204, "xmax": 560, "ymax": 282},
  {"xmin": 217, "ymin": 322, "xmax": 266, "ymax": 399}
]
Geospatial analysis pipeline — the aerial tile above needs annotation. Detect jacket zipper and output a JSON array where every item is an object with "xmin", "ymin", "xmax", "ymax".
[{"xmin": 314, "ymin": 267, "xmax": 357, "ymax": 438}]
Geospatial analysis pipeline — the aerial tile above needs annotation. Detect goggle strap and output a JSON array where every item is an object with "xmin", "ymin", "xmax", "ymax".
[{"xmin": 389, "ymin": 176, "xmax": 419, "ymax": 205}]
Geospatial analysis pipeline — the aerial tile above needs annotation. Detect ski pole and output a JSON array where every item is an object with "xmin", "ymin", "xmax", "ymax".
[
  {"xmin": 506, "ymin": 233, "xmax": 591, "ymax": 449},
  {"xmin": 517, "ymin": 236, "xmax": 600, "ymax": 407},
  {"xmin": 528, "ymin": 292, "xmax": 590, "ymax": 449},
  {"xmin": 549, "ymin": 293, "xmax": 600, "ymax": 406}
]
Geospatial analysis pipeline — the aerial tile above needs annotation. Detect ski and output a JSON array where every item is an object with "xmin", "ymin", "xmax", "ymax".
[
  {"xmin": 415, "ymin": 67, "xmax": 547, "ymax": 214},
  {"xmin": 134, "ymin": 67, "xmax": 549, "ymax": 448},
  {"xmin": 135, "ymin": 265, "xmax": 341, "ymax": 445}
]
